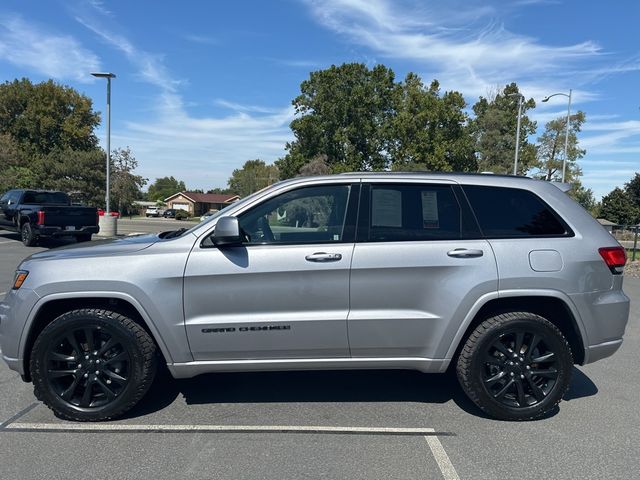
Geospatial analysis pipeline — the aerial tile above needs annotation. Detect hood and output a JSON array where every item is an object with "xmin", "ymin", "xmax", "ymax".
[{"xmin": 26, "ymin": 234, "xmax": 159, "ymax": 261}]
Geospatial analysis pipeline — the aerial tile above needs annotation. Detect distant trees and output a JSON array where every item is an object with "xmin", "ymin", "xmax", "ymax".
[
  {"xmin": 0, "ymin": 78, "xmax": 146, "ymax": 208},
  {"xmin": 111, "ymin": 147, "xmax": 147, "ymax": 214},
  {"xmin": 470, "ymin": 83, "xmax": 537, "ymax": 175},
  {"xmin": 147, "ymin": 176, "xmax": 186, "ymax": 202},
  {"xmin": 600, "ymin": 187, "xmax": 639, "ymax": 225},
  {"xmin": 227, "ymin": 159, "xmax": 279, "ymax": 197}
]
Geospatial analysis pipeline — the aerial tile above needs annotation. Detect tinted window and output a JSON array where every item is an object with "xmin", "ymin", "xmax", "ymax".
[
  {"xmin": 366, "ymin": 184, "xmax": 462, "ymax": 242},
  {"xmin": 463, "ymin": 185, "xmax": 568, "ymax": 237},
  {"xmin": 22, "ymin": 191, "xmax": 69, "ymax": 205},
  {"xmin": 238, "ymin": 185, "xmax": 352, "ymax": 244}
]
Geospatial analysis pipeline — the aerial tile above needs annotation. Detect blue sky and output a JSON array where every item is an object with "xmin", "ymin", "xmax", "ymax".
[{"xmin": 0, "ymin": 0, "xmax": 638, "ymax": 198}]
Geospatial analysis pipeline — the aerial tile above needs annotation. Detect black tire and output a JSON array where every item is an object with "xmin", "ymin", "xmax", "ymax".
[
  {"xmin": 456, "ymin": 312, "xmax": 573, "ymax": 421},
  {"xmin": 21, "ymin": 222, "xmax": 37, "ymax": 246},
  {"xmin": 30, "ymin": 309, "xmax": 157, "ymax": 421},
  {"xmin": 77, "ymin": 234, "xmax": 92, "ymax": 242}
]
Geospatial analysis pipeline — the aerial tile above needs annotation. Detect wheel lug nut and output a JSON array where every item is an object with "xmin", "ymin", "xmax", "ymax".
[
  {"xmin": 510, "ymin": 372, "xmax": 514, "ymax": 376},
  {"xmin": 520, "ymin": 374, "xmax": 525, "ymax": 379},
  {"xmin": 77, "ymin": 364, "xmax": 82, "ymax": 368},
  {"xmin": 95, "ymin": 370, "xmax": 99, "ymax": 375},
  {"xmin": 526, "ymin": 365, "xmax": 531, "ymax": 370},
  {"xmin": 106, "ymin": 379, "xmax": 112, "ymax": 384},
  {"xmin": 83, "ymin": 373, "xmax": 88, "ymax": 378},
  {"xmin": 96, "ymin": 360, "xmax": 100, "ymax": 364},
  {"xmin": 85, "ymin": 355, "xmax": 89, "ymax": 360},
  {"xmin": 93, "ymin": 351, "xmax": 98, "ymax": 356}
]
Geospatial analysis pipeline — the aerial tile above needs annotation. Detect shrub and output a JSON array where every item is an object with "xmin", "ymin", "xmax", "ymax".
[{"xmin": 175, "ymin": 210, "xmax": 190, "ymax": 220}]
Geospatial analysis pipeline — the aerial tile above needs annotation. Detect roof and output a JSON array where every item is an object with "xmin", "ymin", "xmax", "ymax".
[
  {"xmin": 164, "ymin": 191, "xmax": 239, "ymax": 203},
  {"xmin": 596, "ymin": 218, "xmax": 617, "ymax": 226}
]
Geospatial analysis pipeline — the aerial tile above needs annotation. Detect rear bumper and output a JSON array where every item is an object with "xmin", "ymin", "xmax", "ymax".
[
  {"xmin": 585, "ymin": 339, "xmax": 623, "ymax": 364},
  {"xmin": 35, "ymin": 226, "xmax": 99, "ymax": 237}
]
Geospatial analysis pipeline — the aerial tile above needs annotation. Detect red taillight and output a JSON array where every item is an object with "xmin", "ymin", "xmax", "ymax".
[
  {"xmin": 36, "ymin": 211, "xmax": 45, "ymax": 226},
  {"xmin": 599, "ymin": 247, "xmax": 627, "ymax": 274}
]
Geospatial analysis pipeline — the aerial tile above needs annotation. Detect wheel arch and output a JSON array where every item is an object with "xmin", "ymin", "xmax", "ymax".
[
  {"xmin": 20, "ymin": 292, "xmax": 173, "ymax": 381},
  {"xmin": 446, "ymin": 291, "xmax": 587, "ymax": 366}
]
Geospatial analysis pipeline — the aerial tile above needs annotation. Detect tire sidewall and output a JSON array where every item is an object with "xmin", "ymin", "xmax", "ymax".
[
  {"xmin": 465, "ymin": 315, "xmax": 573, "ymax": 420},
  {"xmin": 31, "ymin": 311, "xmax": 152, "ymax": 421}
]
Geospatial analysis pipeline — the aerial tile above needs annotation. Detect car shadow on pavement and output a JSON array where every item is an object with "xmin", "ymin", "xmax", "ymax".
[
  {"xmin": 124, "ymin": 364, "xmax": 599, "ymax": 421},
  {"xmin": 124, "ymin": 367, "xmax": 490, "ymax": 420}
]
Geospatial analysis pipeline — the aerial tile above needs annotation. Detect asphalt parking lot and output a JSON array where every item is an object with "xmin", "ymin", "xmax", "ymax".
[{"xmin": 0, "ymin": 223, "xmax": 638, "ymax": 479}]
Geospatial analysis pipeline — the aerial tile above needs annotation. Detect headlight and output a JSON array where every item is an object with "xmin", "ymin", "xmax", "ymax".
[{"xmin": 12, "ymin": 270, "xmax": 29, "ymax": 290}]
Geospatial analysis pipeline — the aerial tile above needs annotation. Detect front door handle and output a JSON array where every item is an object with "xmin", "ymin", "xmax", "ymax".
[
  {"xmin": 447, "ymin": 248, "xmax": 484, "ymax": 258},
  {"xmin": 305, "ymin": 252, "xmax": 343, "ymax": 262}
]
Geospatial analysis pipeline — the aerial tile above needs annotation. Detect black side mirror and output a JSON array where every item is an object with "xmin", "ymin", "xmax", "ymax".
[{"xmin": 213, "ymin": 216, "xmax": 242, "ymax": 246}]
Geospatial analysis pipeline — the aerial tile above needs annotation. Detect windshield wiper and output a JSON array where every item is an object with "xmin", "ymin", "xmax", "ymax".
[{"xmin": 160, "ymin": 228, "xmax": 187, "ymax": 239}]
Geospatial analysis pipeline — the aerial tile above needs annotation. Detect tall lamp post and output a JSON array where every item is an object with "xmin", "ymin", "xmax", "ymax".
[
  {"xmin": 541, "ymin": 89, "xmax": 572, "ymax": 183},
  {"xmin": 91, "ymin": 72, "xmax": 116, "ymax": 213},
  {"xmin": 507, "ymin": 93, "xmax": 524, "ymax": 175}
]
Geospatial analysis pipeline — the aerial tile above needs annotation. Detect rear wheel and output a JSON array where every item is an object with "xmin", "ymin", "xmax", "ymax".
[
  {"xmin": 30, "ymin": 309, "xmax": 157, "ymax": 421},
  {"xmin": 21, "ymin": 222, "xmax": 37, "ymax": 246},
  {"xmin": 456, "ymin": 312, "xmax": 573, "ymax": 421}
]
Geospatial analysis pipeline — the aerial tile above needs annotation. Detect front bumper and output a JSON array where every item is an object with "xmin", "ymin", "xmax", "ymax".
[{"xmin": 0, "ymin": 288, "xmax": 41, "ymax": 376}]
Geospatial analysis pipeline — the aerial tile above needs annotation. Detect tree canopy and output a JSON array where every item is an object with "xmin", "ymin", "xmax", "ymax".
[
  {"xmin": 147, "ymin": 176, "xmax": 187, "ymax": 202},
  {"xmin": 470, "ymin": 83, "xmax": 537, "ymax": 175},
  {"xmin": 599, "ymin": 187, "xmax": 640, "ymax": 225},
  {"xmin": 227, "ymin": 159, "xmax": 279, "ymax": 197}
]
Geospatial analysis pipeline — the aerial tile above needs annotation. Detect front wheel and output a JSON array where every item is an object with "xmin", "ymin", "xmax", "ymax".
[
  {"xmin": 456, "ymin": 312, "xmax": 573, "ymax": 421},
  {"xmin": 30, "ymin": 309, "xmax": 157, "ymax": 421}
]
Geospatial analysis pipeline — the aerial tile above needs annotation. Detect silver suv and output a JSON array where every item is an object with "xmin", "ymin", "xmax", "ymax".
[{"xmin": 0, "ymin": 173, "xmax": 630, "ymax": 421}]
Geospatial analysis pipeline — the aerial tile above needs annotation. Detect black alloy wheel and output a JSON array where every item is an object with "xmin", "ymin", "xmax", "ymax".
[
  {"xmin": 21, "ymin": 222, "xmax": 37, "ymax": 246},
  {"xmin": 31, "ymin": 309, "xmax": 156, "ymax": 421},
  {"xmin": 457, "ymin": 312, "xmax": 573, "ymax": 421},
  {"xmin": 44, "ymin": 326, "xmax": 131, "ymax": 409},
  {"xmin": 481, "ymin": 330, "xmax": 559, "ymax": 409}
]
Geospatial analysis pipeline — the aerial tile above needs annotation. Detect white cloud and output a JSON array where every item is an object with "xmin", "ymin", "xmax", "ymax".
[
  {"xmin": 0, "ymin": 14, "xmax": 100, "ymax": 82},
  {"xmin": 305, "ymin": 0, "xmax": 606, "ymax": 100}
]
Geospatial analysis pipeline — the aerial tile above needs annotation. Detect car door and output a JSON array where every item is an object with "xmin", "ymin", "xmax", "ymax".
[
  {"xmin": 348, "ymin": 181, "xmax": 498, "ymax": 360},
  {"xmin": 183, "ymin": 182, "xmax": 359, "ymax": 361}
]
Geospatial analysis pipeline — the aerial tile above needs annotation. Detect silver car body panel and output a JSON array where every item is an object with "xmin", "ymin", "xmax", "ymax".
[{"xmin": 0, "ymin": 173, "xmax": 630, "ymax": 379}]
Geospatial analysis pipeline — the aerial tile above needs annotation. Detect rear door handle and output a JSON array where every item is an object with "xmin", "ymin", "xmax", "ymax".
[
  {"xmin": 447, "ymin": 248, "xmax": 484, "ymax": 258},
  {"xmin": 305, "ymin": 252, "xmax": 343, "ymax": 262}
]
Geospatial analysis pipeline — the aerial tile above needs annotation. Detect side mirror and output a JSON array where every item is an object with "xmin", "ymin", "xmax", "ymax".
[{"xmin": 213, "ymin": 216, "xmax": 242, "ymax": 246}]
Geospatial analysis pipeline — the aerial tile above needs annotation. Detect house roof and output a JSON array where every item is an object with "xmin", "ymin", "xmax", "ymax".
[{"xmin": 164, "ymin": 191, "xmax": 239, "ymax": 203}]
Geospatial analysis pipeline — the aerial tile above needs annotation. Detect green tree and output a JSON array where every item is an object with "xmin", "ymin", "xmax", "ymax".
[
  {"xmin": 388, "ymin": 75, "xmax": 475, "ymax": 172},
  {"xmin": 532, "ymin": 111, "xmax": 586, "ymax": 182},
  {"xmin": 110, "ymin": 147, "xmax": 147, "ymax": 214},
  {"xmin": 568, "ymin": 181, "xmax": 598, "ymax": 215},
  {"xmin": 0, "ymin": 78, "xmax": 99, "ymax": 157},
  {"xmin": 35, "ymin": 148, "xmax": 106, "ymax": 207},
  {"xmin": 599, "ymin": 187, "xmax": 640, "ymax": 225},
  {"xmin": 470, "ymin": 83, "xmax": 537, "ymax": 175},
  {"xmin": 207, "ymin": 187, "xmax": 234, "ymax": 195},
  {"xmin": 276, "ymin": 63, "xmax": 397, "ymax": 178},
  {"xmin": 298, "ymin": 154, "xmax": 331, "ymax": 176},
  {"xmin": 0, "ymin": 133, "xmax": 32, "ymax": 191},
  {"xmin": 625, "ymin": 172, "xmax": 640, "ymax": 208},
  {"xmin": 147, "ymin": 176, "xmax": 186, "ymax": 202},
  {"xmin": 227, "ymin": 159, "xmax": 279, "ymax": 197}
]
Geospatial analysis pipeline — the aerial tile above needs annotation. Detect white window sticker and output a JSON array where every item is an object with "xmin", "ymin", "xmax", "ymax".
[
  {"xmin": 422, "ymin": 191, "xmax": 439, "ymax": 228},
  {"xmin": 372, "ymin": 189, "xmax": 402, "ymax": 227}
]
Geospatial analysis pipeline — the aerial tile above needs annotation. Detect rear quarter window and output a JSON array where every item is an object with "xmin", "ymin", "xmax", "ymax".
[{"xmin": 462, "ymin": 185, "xmax": 571, "ymax": 237}]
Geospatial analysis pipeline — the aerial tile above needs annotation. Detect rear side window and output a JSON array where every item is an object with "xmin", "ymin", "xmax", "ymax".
[
  {"xmin": 22, "ymin": 191, "xmax": 69, "ymax": 205},
  {"xmin": 462, "ymin": 185, "xmax": 570, "ymax": 237},
  {"xmin": 365, "ymin": 184, "xmax": 463, "ymax": 241}
]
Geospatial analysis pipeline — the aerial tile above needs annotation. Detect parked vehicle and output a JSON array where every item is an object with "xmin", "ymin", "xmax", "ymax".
[
  {"xmin": 0, "ymin": 189, "xmax": 99, "ymax": 246},
  {"xmin": 163, "ymin": 208, "xmax": 178, "ymax": 218},
  {"xmin": 145, "ymin": 206, "xmax": 162, "ymax": 217},
  {"xmin": 0, "ymin": 173, "xmax": 630, "ymax": 421},
  {"xmin": 199, "ymin": 210, "xmax": 217, "ymax": 222}
]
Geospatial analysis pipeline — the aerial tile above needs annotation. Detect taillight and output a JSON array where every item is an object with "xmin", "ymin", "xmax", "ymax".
[
  {"xmin": 36, "ymin": 211, "xmax": 45, "ymax": 225},
  {"xmin": 598, "ymin": 247, "xmax": 626, "ymax": 274}
]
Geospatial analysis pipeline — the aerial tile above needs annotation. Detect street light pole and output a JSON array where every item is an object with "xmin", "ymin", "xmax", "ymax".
[
  {"xmin": 91, "ymin": 72, "xmax": 116, "ymax": 212},
  {"xmin": 541, "ymin": 89, "xmax": 572, "ymax": 183}
]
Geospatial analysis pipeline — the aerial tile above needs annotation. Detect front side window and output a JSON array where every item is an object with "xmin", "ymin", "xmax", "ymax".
[
  {"xmin": 365, "ymin": 184, "xmax": 463, "ymax": 242},
  {"xmin": 22, "ymin": 191, "xmax": 69, "ymax": 205},
  {"xmin": 238, "ymin": 185, "xmax": 352, "ymax": 244},
  {"xmin": 462, "ymin": 185, "xmax": 570, "ymax": 237}
]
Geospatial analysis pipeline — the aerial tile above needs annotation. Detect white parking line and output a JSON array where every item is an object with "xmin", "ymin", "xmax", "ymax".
[
  {"xmin": 425, "ymin": 435, "xmax": 460, "ymax": 480},
  {"xmin": 6, "ymin": 423, "xmax": 437, "ymax": 435}
]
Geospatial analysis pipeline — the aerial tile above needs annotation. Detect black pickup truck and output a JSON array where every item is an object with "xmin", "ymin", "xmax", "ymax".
[{"xmin": 0, "ymin": 189, "xmax": 99, "ymax": 246}]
